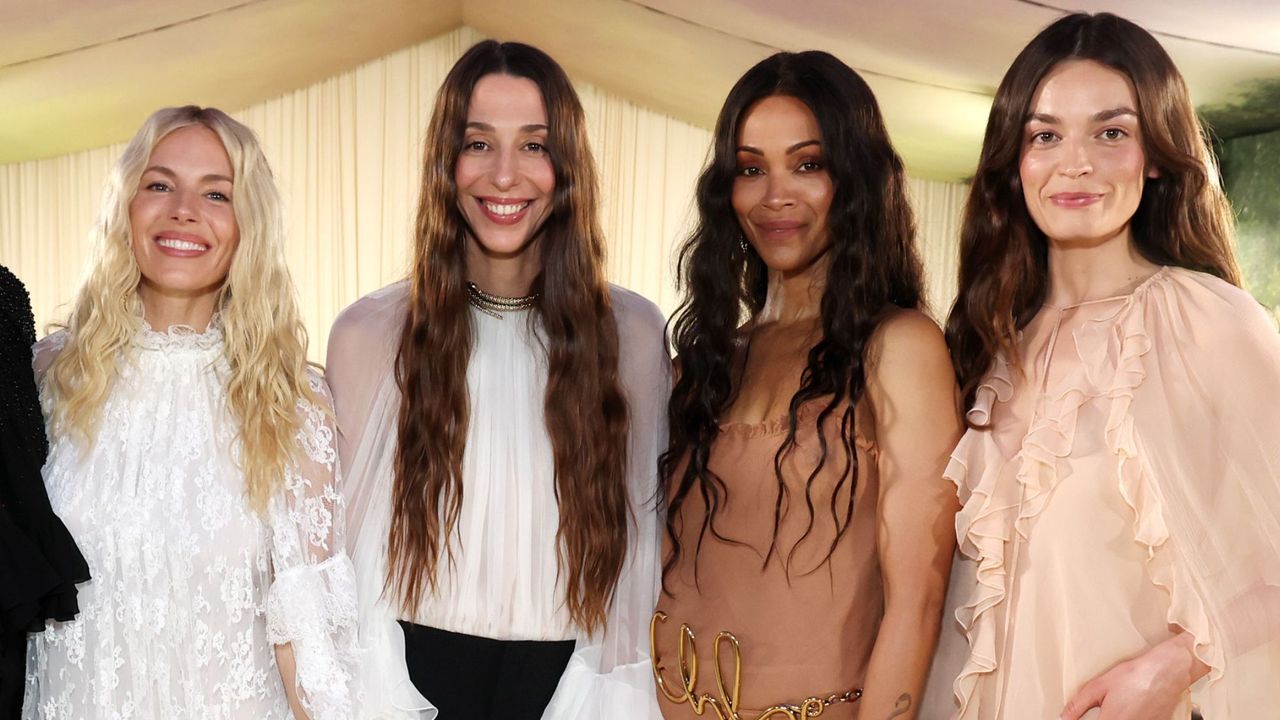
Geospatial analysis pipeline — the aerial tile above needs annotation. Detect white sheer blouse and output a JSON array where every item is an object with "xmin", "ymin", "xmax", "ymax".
[
  {"xmin": 24, "ymin": 322, "xmax": 358, "ymax": 720},
  {"xmin": 327, "ymin": 281, "xmax": 669, "ymax": 719}
]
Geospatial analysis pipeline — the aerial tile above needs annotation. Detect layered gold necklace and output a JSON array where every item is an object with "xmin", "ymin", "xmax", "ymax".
[{"xmin": 465, "ymin": 281, "xmax": 538, "ymax": 319}]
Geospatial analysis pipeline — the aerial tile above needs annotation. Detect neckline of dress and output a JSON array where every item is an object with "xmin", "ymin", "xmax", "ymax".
[
  {"xmin": 1041, "ymin": 265, "xmax": 1170, "ymax": 312},
  {"xmin": 718, "ymin": 411, "xmax": 810, "ymax": 439},
  {"xmin": 134, "ymin": 314, "xmax": 224, "ymax": 352},
  {"xmin": 719, "ymin": 401, "xmax": 870, "ymax": 442},
  {"xmin": 471, "ymin": 304, "xmax": 533, "ymax": 318}
]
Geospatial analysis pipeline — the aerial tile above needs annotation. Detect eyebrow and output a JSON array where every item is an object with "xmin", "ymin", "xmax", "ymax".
[
  {"xmin": 465, "ymin": 121, "xmax": 549, "ymax": 133},
  {"xmin": 736, "ymin": 139, "xmax": 822, "ymax": 155},
  {"xmin": 142, "ymin": 165, "xmax": 233, "ymax": 184},
  {"xmin": 1026, "ymin": 107, "xmax": 1139, "ymax": 124}
]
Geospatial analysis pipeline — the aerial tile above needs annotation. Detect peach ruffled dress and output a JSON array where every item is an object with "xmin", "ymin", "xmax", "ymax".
[
  {"xmin": 654, "ymin": 403, "xmax": 881, "ymax": 720},
  {"xmin": 938, "ymin": 267, "xmax": 1280, "ymax": 719}
]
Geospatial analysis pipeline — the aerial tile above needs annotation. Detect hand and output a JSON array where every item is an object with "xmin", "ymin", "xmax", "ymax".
[{"xmin": 1060, "ymin": 634, "xmax": 1207, "ymax": 720}]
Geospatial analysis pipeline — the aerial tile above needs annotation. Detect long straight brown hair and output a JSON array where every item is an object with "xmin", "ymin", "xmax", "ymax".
[
  {"xmin": 946, "ymin": 12, "xmax": 1240, "ymax": 413},
  {"xmin": 389, "ymin": 41, "xmax": 629, "ymax": 634}
]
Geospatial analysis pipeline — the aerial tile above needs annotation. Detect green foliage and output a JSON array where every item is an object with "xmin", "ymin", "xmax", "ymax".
[
  {"xmin": 1201, "ymin": 78, "xmax": 1280, "ymax": 141},
  {"xmin": 1220, "ymin": 128, "xmax": 1280, "ymax": 318}
]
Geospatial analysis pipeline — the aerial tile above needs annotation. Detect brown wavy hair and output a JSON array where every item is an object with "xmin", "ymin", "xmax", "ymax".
[
  {"xmin": 661, "ymin": 51, "xmax": 923, "ymax": 589},
  {"xmin": 388, "ymin": 41, "xmax": 629, "ymax": 634},
  {"xmin": 946, "ymin": 12, "xmax": 1240, "ymax": 413}
]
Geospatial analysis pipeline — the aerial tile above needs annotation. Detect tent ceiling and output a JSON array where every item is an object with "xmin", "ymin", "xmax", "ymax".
[
  {"xmin": 0, "ymin": 0, "xmax": 462, "ymax": 164},
  {"xmin": 2, "ymin": 0, "xmax": 1278, "ymax": 180}
]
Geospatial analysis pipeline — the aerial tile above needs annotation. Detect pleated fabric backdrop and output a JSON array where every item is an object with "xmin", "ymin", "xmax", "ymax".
[{"xmin": 0, "ymin": 26, "xmax": 967, "ymax": 360}]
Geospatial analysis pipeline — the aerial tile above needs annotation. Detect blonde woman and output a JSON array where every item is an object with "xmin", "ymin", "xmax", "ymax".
[{"xmin": 23, "ymin": 106, "xmax": 357, "ymax": 720}]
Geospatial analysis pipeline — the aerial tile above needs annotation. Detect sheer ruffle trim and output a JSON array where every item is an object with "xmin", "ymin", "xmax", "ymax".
[
  {"xmin": 266, "ymin": 552, "xmax": 360, "ymax": 720},
  {"xmin": 1103, "ymin": 323, "xmax": 1224, "ymax": 692},
  {"xmin": 947, "ymin": 269, "xmax": 1222, "ymax": 713},
  {"xmin": 134, "ymin": 313, "xmax": 224, "ymax": 352},
  {"xmin": 946, "ymin": 356, "xmax": 1015, "ymax": 713},
  {"xmin": 352, "ymin": 613, "xmax": 437, "ymax": 719},
  {"xmin": 1096, "ymin": 288, "xmax": 1223, "ymax": 688},
  {"xmin": 541, "ymin": 647, "xmax": 662, "ymax": 719}
]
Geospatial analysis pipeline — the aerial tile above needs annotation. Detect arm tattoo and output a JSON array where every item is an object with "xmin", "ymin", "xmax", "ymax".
[{"xmin": 884, "ymin": 693, "xmax": 912, "ymax": 719}]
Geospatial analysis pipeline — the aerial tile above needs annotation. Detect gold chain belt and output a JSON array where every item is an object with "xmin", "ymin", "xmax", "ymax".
[{"xmin": 649, "ymin": 611, "xmax": 863, "ymax": 720}]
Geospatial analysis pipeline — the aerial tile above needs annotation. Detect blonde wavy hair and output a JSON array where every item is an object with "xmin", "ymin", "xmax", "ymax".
[{"xmin": 47, "ymin": 105, "xmax": 317, "ymax": 512}]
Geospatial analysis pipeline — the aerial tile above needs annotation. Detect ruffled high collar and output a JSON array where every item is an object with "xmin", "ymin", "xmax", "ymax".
[{"xmin": 133, "ymin": 313, "xmax": 224, "ymax": 353}]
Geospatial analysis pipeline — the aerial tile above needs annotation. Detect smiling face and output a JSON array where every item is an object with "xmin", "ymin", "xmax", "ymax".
[
  {"xmin": 129, "ymin": 124, "xmax": 239, "ymax": 313},
  {"xmin": 1019, "ymin": 59, "xmax": 1153, "ymax": 249},
  {"xmin": 732, "ymin": 95, "xmax": 834, "ymax": 278},
  {"xmin": 454, "ymin": 73, "xmax": 556, "ymax": 262}
]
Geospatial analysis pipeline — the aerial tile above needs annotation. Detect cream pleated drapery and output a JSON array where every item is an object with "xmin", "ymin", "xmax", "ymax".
[{"xmin": 0, "ymin": 26, "xmax": 967, "ymax": 360}]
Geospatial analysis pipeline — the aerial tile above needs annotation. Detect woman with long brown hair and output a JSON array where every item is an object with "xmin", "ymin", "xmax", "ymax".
[
  {"xmin": 652, "ymin": 51, "xmax": 962, "ymax": 720},
  {"xmin": 939, "ymin": 12, "xmax": 1280, "ymax": 719},
  {"xmin": 327, "ymin": 41, "xmax": 668, "ymax": 719}
]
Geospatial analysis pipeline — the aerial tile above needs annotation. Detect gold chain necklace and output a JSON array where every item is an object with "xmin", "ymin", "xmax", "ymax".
[{"xmin": 465, "ymin": 281, "xmax": 538, "ymax": 319}]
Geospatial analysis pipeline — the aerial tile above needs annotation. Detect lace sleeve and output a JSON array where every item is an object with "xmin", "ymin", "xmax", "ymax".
[
  {"xmin": 265, "ymin": 369, "xmax": 361, "ymax": 720},
  {"xmin": 31, "ymin": 329, "xmax": 68, "ymax": 388}
]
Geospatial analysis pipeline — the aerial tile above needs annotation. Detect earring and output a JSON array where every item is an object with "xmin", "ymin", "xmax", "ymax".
[{"xmin": 738, "ymin": 233, "xmax": 749, "ymax": 253}]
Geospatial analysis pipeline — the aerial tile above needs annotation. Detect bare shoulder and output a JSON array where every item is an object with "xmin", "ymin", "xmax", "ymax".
[
  {"xmin": 867, "ymin": 308, "xmax": 949, "ymax": 371},
  {"xmin": 862, "ymin": 307, "xmax": 956, "ymax": 416}
]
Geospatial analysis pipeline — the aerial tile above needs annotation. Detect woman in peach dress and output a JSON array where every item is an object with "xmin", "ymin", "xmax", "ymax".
[
  {"xmin": 936, "ymin": 12, "xmax": 1280, "ymax": 720},
  {"xmin": 652, "ymin": 51, "xmax": 962, "ymax": 720}
]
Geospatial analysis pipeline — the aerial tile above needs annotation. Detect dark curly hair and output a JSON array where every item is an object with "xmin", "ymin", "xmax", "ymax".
[{"xmin": 660, "ymin": 51, "xmax": 923, "ymax": 590}]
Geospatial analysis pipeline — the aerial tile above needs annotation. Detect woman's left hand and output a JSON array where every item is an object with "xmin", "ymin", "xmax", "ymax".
[{"xmin": 1060, "ymin": 633, "xmax": 1208, "ymax": 720}]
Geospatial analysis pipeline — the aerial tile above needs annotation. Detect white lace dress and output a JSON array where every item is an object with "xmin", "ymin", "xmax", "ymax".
[{"xmin": 23, "ymin": 322, "xmax": 359, "ymax": 720}]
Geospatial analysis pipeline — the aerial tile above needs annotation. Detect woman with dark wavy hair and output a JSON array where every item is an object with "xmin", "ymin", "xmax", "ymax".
[
  {"xmin": 939, "ymin": 12, "xmax": 1280, "ymax": 720},
  {"xmin": 651, "ymin": 51, "xmax": 962, "ymax": 720},
  {"xmin": 327, "ymin": 40, "xmax": 668, "ymax": 719}
]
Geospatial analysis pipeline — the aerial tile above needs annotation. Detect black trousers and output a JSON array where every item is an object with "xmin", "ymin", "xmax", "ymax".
[{"xmin": 400, "ymin": 621, "xmax": 575, "ymax": 720}]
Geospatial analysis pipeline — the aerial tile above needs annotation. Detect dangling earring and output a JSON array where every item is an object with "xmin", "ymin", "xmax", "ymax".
[{"xmin": 738, "ymin": 233, "xmax": 749, "ymax": 254}]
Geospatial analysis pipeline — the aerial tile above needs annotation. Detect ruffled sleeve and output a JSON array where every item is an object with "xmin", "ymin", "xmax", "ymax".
[
  {"xmin": 326, "ymin": 284, "xmax": 437, "ymax": 720},
  {"xmin": 540, "ymin": 285, "xmax": 669, "ymax": 719},
  {"xmin": 264, "ymin": 369, "xmax": 361, "ymax": 720},
  {"xmin": 944, "ymin": 267, "xmax": 1280, "ymax": 718},
  {"xmin": 1121, "ymin": 270, "xmax": 1280, "ymax": 717}
]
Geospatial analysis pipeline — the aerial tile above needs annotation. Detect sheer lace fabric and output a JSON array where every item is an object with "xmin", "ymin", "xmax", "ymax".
[
  {"xmin": 327, "ymin": 282, "xmax": 669, "ymax": 719},
  {"xmin": 23, "ymin": 321, "xmax": 358, "ymax": 720},
  {"xmin": 936, "ymin": 268, "xmax": 1280, "ymax": 719}
]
